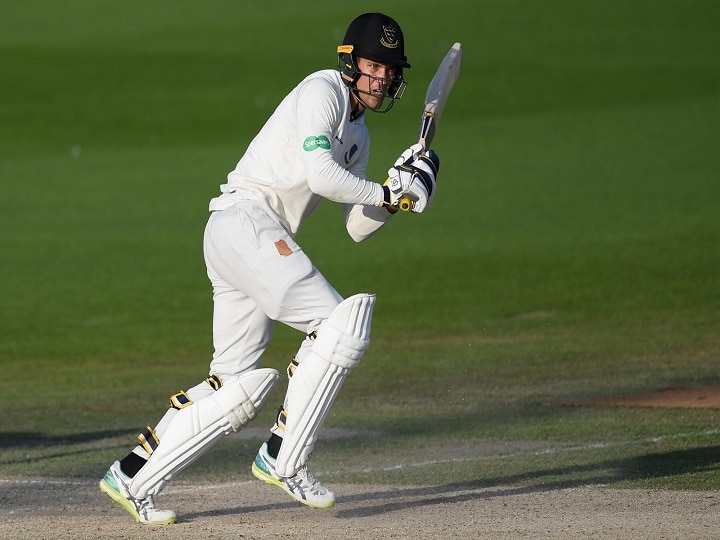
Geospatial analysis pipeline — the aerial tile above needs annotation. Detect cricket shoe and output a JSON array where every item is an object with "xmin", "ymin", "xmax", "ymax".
[
  {"xmin": 251, "ymin": 442, "xmax": 335, "ymax": 508},
  {"xmin": 99, "ymin": 460, "xmax": 177, "ymax": 525}
]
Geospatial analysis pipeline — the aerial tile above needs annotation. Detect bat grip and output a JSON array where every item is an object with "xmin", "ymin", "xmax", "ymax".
[{"xmin": 398, "ymin": 196, "xmax": 413, "ymax": 212}]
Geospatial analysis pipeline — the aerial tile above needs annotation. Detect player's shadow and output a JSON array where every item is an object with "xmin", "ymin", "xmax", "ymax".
[
  {"xmin": 0, "ymin": 430, "xmax": 135, "ymax": 448},
  {"xmin": 179, "ymin": 444, "xmax": 720, "ymax": 522},
  {"xmin": 0, "ymin": 430, "xmax": 137, "ymax": 464},
  {"xmin": 332, "ymin": 444, "xmax": 720, "ymax": 519}
]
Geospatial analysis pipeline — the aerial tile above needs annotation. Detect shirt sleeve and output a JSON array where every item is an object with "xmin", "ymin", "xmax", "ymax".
[
  {"xmin": 342, "ymin": 203, "xmax": 394, "ymax": 242},
  {"xmin": 295, "ymin": 77, "xmax": 385, "ymax": 207}
]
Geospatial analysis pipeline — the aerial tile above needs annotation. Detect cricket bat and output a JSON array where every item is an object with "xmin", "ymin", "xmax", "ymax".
[{"xmin": 398, "ymin": 42, "xmax": 463, "ymax": 212}]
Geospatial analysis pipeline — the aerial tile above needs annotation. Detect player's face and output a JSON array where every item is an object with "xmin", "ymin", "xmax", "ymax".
[{"xmin": 355, "ymin": 57, "xmax": 398, "ymax": 109}]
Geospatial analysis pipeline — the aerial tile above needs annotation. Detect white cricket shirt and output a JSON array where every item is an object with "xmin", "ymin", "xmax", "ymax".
[{"xmin": 209, "ymin": 69, "xmax": 388, "ymax": 239}]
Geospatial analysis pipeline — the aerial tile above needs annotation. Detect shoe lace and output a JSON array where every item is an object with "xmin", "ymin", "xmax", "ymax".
[
  {"xmin": 133, "ymin": 494, "xmax": 158, "ymax": 520},
  {"xmin": 295, "ymin": 467, "xmax": 327, "ymax": 495}
]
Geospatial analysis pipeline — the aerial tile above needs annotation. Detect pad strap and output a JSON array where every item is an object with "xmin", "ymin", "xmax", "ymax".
[{"xmin": 137, "ymin": 426, "xmax": 159, "ymax": 456}]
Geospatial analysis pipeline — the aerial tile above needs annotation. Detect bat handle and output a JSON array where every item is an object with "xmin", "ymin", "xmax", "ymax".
[{"xmin": 397, "ymin": 140, "xmax": 428, "ymax": 212}]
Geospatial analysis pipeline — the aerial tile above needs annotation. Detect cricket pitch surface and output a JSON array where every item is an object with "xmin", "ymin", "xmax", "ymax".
[
  {"xmin": 3, "ymin": 387, "xmax": 720, "ymax": 539},
  {"xmin": 2, "ymin": 476, "xmax": 719, "ymax": 539}
]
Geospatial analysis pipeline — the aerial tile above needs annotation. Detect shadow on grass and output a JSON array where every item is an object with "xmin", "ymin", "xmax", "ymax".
[
  {"xmin": 0, "ymin": 430, "xmax": 136, "ymax": 449},
  {"xmin": 0, "ymin": 430, "xmax": 138, "ymax": 467}
]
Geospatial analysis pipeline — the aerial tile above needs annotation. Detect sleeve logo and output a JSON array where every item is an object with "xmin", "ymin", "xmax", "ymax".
[{"xmin": 303, "ymin": 135, "xmax": 331, "ymax": 152}]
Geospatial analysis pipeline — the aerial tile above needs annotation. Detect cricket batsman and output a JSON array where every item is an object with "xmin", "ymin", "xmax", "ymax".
[{"xmin": 99, "ymin": 12, "xmax": 440, "ymax": 525}]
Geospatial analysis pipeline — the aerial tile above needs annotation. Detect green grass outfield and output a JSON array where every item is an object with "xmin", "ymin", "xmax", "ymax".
[{"xmin": 1, "ymin": 1, "xmax": 718, "ymax": 492}]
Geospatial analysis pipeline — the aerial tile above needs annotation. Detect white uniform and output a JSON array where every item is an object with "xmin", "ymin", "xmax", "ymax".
[
  {"xmin": 203, "ymin": 69, "xmax": 391, "ymax": 379},
  {"xmin": 101, "ymin": 13, "xmax": 420, "ymax": 518}
]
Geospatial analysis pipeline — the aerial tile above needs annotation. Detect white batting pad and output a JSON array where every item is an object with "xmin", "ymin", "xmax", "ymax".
[
  {"xmin": 275, "ymin": 293, "xmax": 375, "ymax": 477},
  {"xmin": 129, "ymin": 368, "xmax": 279, "ymax": 498}
]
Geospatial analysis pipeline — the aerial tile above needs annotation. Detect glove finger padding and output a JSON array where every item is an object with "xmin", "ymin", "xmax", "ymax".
[
  {"xmin": 393, "ymin": 143, "xmax": 424, "ymax": 167},
  {"xmin": 407, "ymin": 150, "xmax": 440, "ymax": 213},
  {"xmin": 418, "ymin": 149, "xmax": 440, "ymax": 176}
]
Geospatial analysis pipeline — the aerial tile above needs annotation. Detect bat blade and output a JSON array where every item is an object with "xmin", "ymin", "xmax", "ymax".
[
  {"xmin": 398, "ymin": 42, "xmax": 462, "ymax": 212},
  {"xmin": 418, "ymin": 42, "xmax": 463, "ymax": 149}
]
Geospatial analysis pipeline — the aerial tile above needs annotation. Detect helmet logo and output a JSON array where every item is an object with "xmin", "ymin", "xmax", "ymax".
[{"xmin": 380, "ymin": 26, "xmax": 399, "ymax": 49}]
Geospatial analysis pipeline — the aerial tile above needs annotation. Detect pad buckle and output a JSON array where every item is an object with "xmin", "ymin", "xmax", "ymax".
[{"xmin": 170, "ymin": 390, "xmax": 193, "ymax": 410}]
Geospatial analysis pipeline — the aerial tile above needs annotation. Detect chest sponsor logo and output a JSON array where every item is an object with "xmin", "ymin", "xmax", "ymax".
[
  {"xmin": 303, "ymin": 135, "xmax": 331, "ymax": 152},
  {"xmin": 344, "ymin": 144, "xmax": 358, "ymax": 165}
]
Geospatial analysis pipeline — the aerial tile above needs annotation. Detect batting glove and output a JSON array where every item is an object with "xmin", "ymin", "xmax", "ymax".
[{"xmin": 383, "ymin": 150, "xmax": 440, "ymax": 213}]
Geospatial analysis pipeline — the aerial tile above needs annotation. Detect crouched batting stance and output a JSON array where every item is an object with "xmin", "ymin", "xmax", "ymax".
[{"xmin": 99, "ymin": 12, "xmax": 441, "ymax": 525}]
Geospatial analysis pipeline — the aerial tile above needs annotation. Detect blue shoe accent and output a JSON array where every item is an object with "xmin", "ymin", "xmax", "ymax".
[{"xmin": 251, "ymin": 443, "xmax": 335, "ymax": 508}]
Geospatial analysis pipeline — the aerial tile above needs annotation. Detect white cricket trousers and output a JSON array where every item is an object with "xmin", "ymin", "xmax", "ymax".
[{"xmin": 203, "ymin": 201, "xmax": 343, "ymax": 378}]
